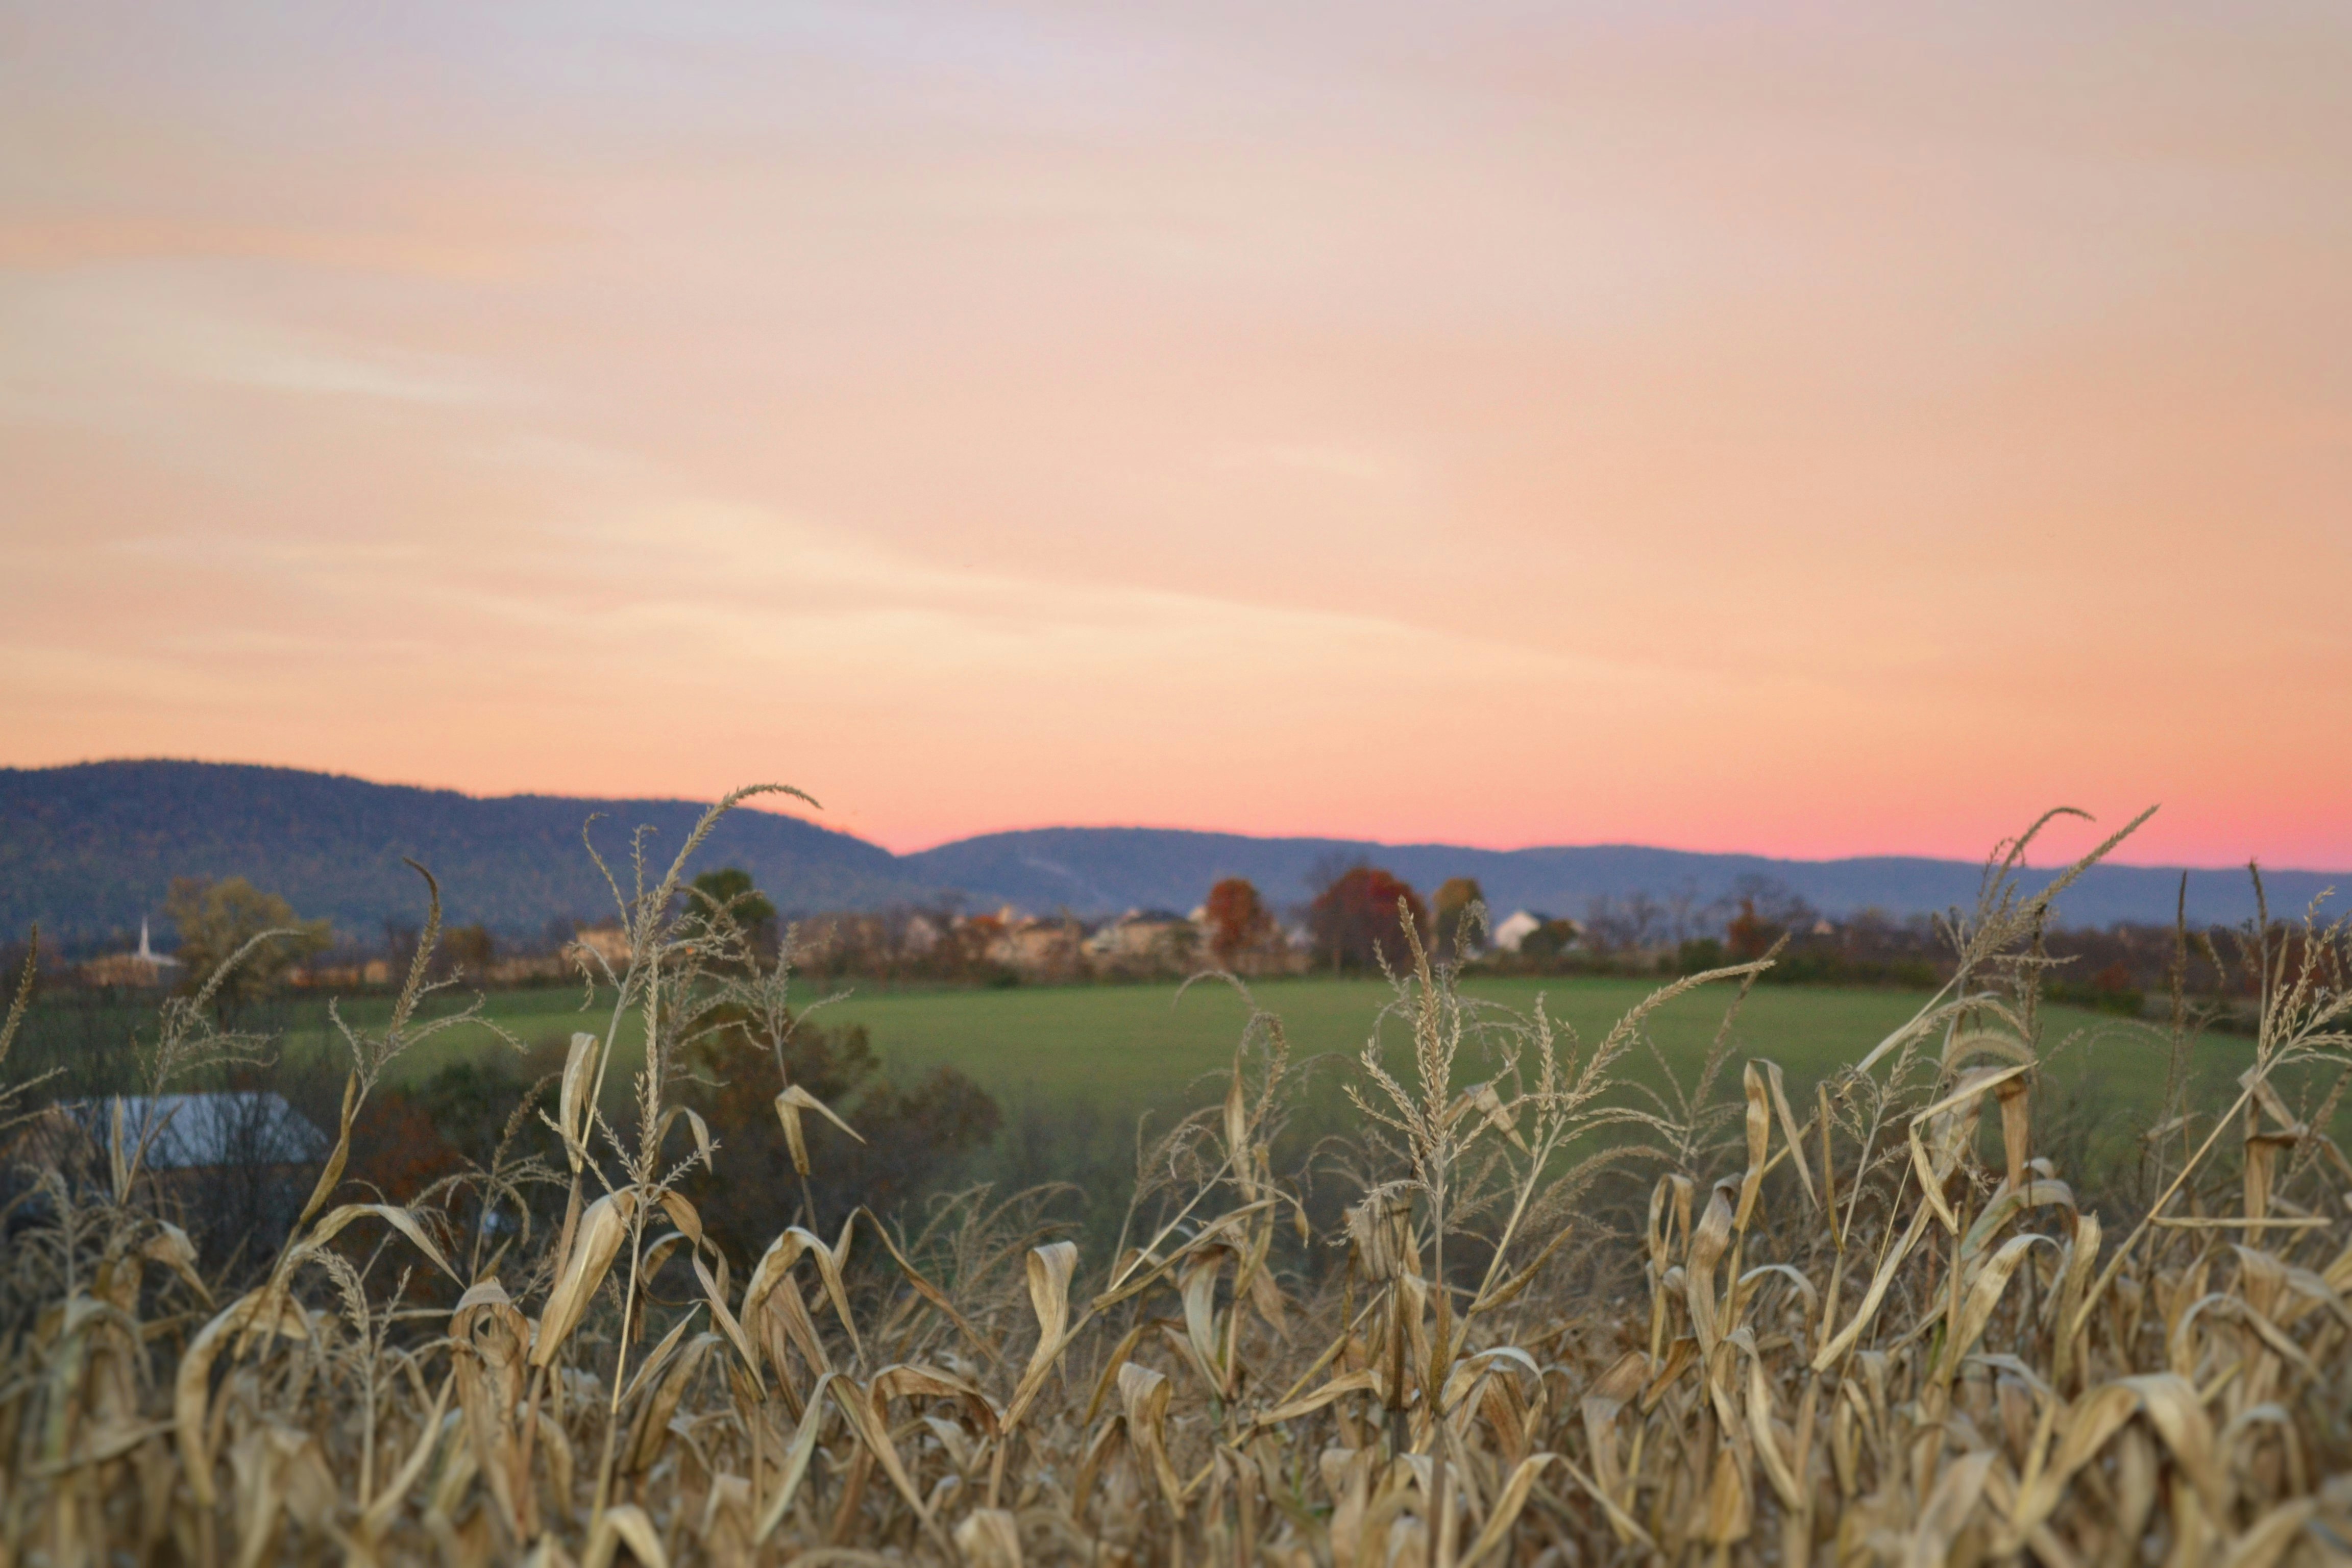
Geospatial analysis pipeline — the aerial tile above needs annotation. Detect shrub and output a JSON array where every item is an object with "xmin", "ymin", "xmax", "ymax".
[
  {"xmin": 1676, "ymin": 934, "xmax": 1726, "ymax": 973},
  {"xmin": 679, "ymin": 1015, "xmax": 1000, "ymax": 1260}
]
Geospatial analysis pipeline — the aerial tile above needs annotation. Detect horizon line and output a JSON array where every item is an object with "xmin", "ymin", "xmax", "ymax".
[{"xmin": 14, "ymin": 755, "xmax": 2349, "ymax": 880}]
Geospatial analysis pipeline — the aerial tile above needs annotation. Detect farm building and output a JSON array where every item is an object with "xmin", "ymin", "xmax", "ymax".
[{"xmin": 12, "ymin": 1092, "xmax": 330, "ymax": 1175}]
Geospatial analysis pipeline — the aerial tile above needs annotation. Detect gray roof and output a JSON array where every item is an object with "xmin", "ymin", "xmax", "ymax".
[{"xmin": 58, "ymin": 1094, "xmax": 332, "ymax": 1170}]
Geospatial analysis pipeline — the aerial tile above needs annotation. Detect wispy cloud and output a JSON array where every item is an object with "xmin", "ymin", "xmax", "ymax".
[{"xmin": 0, "ymin": 276, "xmax": 516, "ymax": 416}]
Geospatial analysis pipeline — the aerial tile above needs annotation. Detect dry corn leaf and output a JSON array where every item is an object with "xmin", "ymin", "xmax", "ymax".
[
  {"xmin": 358, "ymin": 1374, "xmax": 453, "ymax": 1546},
  {"xmin": 691, "ymin": 1251, "xmax": 764, "ymax": 1393},
  {"xmin": 774, "ymin": 1083, "xmax": 862, "ymax": 1176},
  {"xmin": 1456, "ymin": 1452, "xmax": 1559, "ymax": 1568},
  {"xmin": 2118, "ymin": 1371, "xmax": 2225, "ymax": 1511},
  {"xmin": 558, "ymin": 1031, "xmax": 597, "ymax": 1170},
  {"xmin": 531, "ymin": 1189, "xmax": 637, "ymax": 1367},
  {"xmin": 582, "ymin": 1503, "xmax": 667, "ymax": 1568},
  {"xmin": 738, "ymin": 1217, "xmax": 863, "ymax": 1367},
  {"xmin": 955, "ymin": 1508, "xmax": 1025, "ymax": 1568},
  {"xmin": 1902, "ymin": 1449, "xmax": 1993, "ymax": 1568},
  {"xmin": 1684, "ymin": 1182, "xmax": 1735, "ymax": 1353},
  {"xmin": 1812, "ymin": 1202, "xmax": 1937, "ymax": 1371},
  {"xmin": 139, "ymin": 1221, "xmax": 211, "ymax": 1305},
  {"xmin": 2224, "ymin": 1498, "xmax": 2320, "ymax": 1568},
  {"xmin": 624, "ymin": 1331, "xmax": 716, "ymax": 1474},
  {"xmin": 1742, "ymin": 1346, "xmax": 1804, "ymax": 1509},
  {"xmin": 1950, "ymin": 1232, "xmax": 2061, "ymax": 1368},
  {"xmin": 1252, "ymin": 1369, "xmax": 1384, "ymax": 1430},
  {"xmin": 870, "ymin": 1362, "xmax": 1002, "ymax": 1436},
  {"xmin": 1736, "ymin": 1063, "xmax": 1773, "ymax": 1230},
  {"xmin": 1117, "ymin": 1362, "xmax": 1184, "ymax": 1507},
  {"xmin": 754, "ymin": 1369, "xmax": 842, "ymax": 1543},
  {"xmin": 304, "ymin": 1202, "xmax": 461, "ymax": 1282},
  {"xmin": 176, "ymin": 1288, "xmax": 312, "ymax": 1508},
  {"xmin": 1755, "ymin": 1059, "xmax": 1818, "ymax": 1208},
  {"xmin": 1963, "ymin": 1180, "xmax": 2076, "ymax": 1268},
  {"xmin": 1180, "ymin": 1245, "xmax": 1233, "ymax": 1397},
  {"xmin": 1022, "ymin": 1241, "xmax": 1079, "ymax": 1391},
  {"xmin": 825, "ymin": 1373, "xmax": 949, "ymax": 1548},
  {"xmin": 856, "ymin": 1207, "xmax": 1000, "ymax": 1366}
]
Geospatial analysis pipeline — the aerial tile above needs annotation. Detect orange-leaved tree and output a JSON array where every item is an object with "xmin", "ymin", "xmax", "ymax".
[
  {"xmin": 1202, "ymin": 877, "xmax": 1277, "ymax": 967},
  {"xmin": 1433, "ymin": 876, "xmax": 1485, "ymax": 960}
]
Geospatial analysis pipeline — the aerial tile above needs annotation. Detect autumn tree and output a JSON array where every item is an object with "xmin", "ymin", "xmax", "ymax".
[
  {"xmin": 1202, "ymin": 877, "xmax": 1276, "ymax": 967},
  {"xmin": 1433, "ymin": 876, "xmax": 1486, "ymax": 961},
  {"xmin": 441, "ymin": 923, "xmax": 496, "ymax": 979},
  {"xmin": 691, "ymin": 866, "xmax": 778, "ymax": 964},
  {"xmin": 1308, "ymin": 866, "xmax": 1428, "ymax": 973},
  {"xmin": 1725, "ymin": 898, "xmax": 1780, "ymax": 962},
  {"xmin": 1724, "ymin": 874, "xmax": 1816, "ymax": 962},
  {"xmin": 163, "ymin": 876, "xmax": 330, "ymax": 1017}
]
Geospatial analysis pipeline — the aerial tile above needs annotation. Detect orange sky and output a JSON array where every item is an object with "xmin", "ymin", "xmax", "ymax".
[{"xmin": 3, "ymin": 4, "xmax": 2348, "ymax": 866}]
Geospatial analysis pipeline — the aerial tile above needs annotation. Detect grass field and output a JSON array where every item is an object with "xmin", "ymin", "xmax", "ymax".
[
  {"xmin": 28, "ymin": 972, "xmax": 2268, "ymax": 1139},
  {"xmin": 303, "ymin": 971, "xmax": 2265, "ymax": 1167},
  {"xmin": 809, "ymin": 974, "xmax": 2219, "ymax": 1109}
]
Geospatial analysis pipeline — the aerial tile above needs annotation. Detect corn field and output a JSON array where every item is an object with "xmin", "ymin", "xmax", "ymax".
[{"xmin": 4, "ymin": 794, "xmax": 2349, "ymax": 1567}]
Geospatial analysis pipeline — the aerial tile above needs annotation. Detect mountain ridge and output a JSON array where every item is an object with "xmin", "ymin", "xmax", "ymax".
[
  {"xmin": 0, "ymin": 760, "xmax": 940, "ymax": 949},
  {"xmin": 900, "ymin": 825, "xmax": 2333, "ymax": 935},
  {"xmin": 3, "ymin": 761, "xmax": 2338, "ymax": 948}
]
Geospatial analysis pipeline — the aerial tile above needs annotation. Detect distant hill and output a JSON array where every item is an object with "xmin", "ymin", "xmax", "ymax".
[
  {"xmin": 904, "ymin": 827, "xmax": 2340, "ymax": 932},
  {"xmin": 0, "ymin": 761, "xmax": 940, "ymax": 949},
  {"xmin": 3, "ymin": 761, "xmax": 2339, "ymax": 949}
]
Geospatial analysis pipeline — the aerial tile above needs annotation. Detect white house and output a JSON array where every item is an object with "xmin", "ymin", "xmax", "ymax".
[{"xmin": 1488, "ymin": 910, "xmax": 1548, "ymax": 954}]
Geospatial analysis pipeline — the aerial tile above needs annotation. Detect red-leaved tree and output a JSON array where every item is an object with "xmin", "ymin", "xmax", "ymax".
[{"xmin": 1308, "ymin": 866, "xmax": 1428, "ymax": 973}]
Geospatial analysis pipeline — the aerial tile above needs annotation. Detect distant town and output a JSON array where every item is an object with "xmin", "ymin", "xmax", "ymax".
[{"xmin": 58, "ymin": 859, "xmax": 2199, "ymax": 1020}]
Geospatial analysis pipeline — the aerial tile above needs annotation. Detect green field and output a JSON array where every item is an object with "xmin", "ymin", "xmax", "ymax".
[
  {"xmin": 26, "ymin": 974, "xmax": 2279, "ymax": 1176},
  {"xmin": 335, "ymin": 972, "xmax": 2256, "ymax": 1150}
]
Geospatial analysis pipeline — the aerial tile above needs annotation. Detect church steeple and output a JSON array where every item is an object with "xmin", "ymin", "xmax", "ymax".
[{"xmin": 135, "ymin": 919, "xmax": 180, "ymax": 968}]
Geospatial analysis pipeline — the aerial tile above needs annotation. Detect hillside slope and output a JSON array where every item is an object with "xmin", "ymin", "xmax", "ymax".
[{"xmin": 0, "ymin": 761, "xmax": 940, "ymax": 947}]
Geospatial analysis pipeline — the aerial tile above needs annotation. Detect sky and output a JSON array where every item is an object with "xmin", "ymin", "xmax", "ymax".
[{"xmin": 3, "ymin": 3, "xmax": 2348, "ymax": 867}]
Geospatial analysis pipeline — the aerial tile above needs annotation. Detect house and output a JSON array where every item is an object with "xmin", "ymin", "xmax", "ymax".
[
  {"xmin": 1488, "ymin": 911, "xmax": 1549, "ymax": 954},
  {"xmin": 993, "ymin": 917, "xmax": 1084, "ymax": 976},
  {"xmin": 899, "ymin": 914, "xmax": 943, "ymax": 957},
  {"xmin": 1084, "ymin": 910, "xmax": 1197, "ymax": 966},
  {"xmin": 569, "ymin": 924, "xmax": 633, "ymax": 970}
]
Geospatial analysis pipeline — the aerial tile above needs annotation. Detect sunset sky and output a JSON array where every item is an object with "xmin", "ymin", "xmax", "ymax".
[{"xmin": 4, "ymin": 4, "xmax": 2347, "ymax": 867}]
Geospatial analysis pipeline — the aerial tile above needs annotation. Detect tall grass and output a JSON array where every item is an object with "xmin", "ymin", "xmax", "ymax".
[{"xmin": 3, "ymin": 796, "xmax": 2349, "ymax": 1567}]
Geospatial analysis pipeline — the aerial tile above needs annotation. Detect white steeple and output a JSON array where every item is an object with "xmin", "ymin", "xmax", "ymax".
[{"xmin": 136, "ymin": 919, "xmax": 181, "ymax": 968}]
